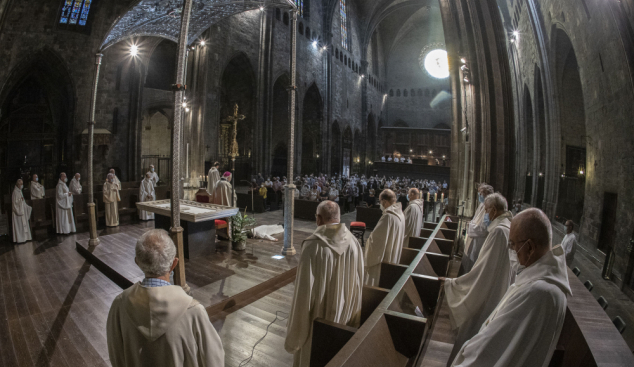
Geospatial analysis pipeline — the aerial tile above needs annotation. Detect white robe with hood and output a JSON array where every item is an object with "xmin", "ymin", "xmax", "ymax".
[
  {"xmin": 56, "ymin": 179, "xmax": 76, "ymax": 234},
  {"xmin": 107, "ymin": 283, "xmax": 224, "ymax": 367},
  {"xmin": 560, "ymin": 233, "xmax": 577, "ymax": 265},
  {"xmin": 30, "ymin": 181, "xmax": 45, "ymax": 199},
  {"xmin": 212, "ymin": 179, "xmax": 236, "ymax": 207},
  {"xmin": 364, "ymin": 202, "xmax": 405, "ymax": 286},
  {"xmin": 69, "ymin": 178, "xmax": 82, "ymax": 195},
  {"xmin": 285, "ymin": 224, "xmax": 364, "ymax": 367},
  {"xmin": 207, "ymin": 167, "xmax": 220, "ymax": 194},
  {"xmin": 461, "ymin": 202, "xmax": 488, "ymax": 273},
  {"xmin": 104, "ymin": 181, "xmax": 121, "ymax": 227},
  {"xmin": 403, "ymin": 198, "xmax": 424, "ymax": 247},
  {"xmin": 147, "ymin": 171, "xmax": 159, "ymax": 187},
  {"xmin": 445, "ymin": 211, "xmax": 513, "ymax": 363},
  {"xmin": 12, "ymin": 186, "xmax": 32, "ymax": 243},
  {"xmin": 451, "ymin": 245, "xmax": 572, "ymax": 367},
  {"xmin": 138, "ymin": 178, "xmax": 156, "ymax": 220}
]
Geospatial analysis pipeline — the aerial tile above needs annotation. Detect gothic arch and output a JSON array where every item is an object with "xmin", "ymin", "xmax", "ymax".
[
  {"xmin": 302, "ymin": 83, "xmax": 323, "ymax": 174},
  {"xmin": 269, "ymin": 73, "xmax": 290, "ymax": 175},
  {"xmin": 331, "ymin": 121, "xmax": 341, "ymax": 175}
]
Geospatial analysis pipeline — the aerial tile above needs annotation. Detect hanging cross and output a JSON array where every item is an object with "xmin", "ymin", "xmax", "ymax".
[{"xmin": 225, "ymin": 103, "xmax": 245, "ymax": 158}]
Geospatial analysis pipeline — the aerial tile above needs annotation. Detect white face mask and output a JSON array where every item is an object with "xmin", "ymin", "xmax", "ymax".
[
  {"xmin": 510, "ymin": 241, "xmax": 530, "ymax": 275},
  {"xmin": 35, "ymin": 177, "xmax": 38, "ymax": 182},
  {"xmin": 63, "ymin": 178, "xmax": 67, "ymax": 183},
  {"xmin": 18, "ymin": 185, "xmax": 23, "ymax": 190},
  {"xmin": 151, "ymin": 168, "xmax": 155, "ymax": 172},
  {"xmin": 76, "ymin": 177, "xmax": 80, "ymax": 181}
]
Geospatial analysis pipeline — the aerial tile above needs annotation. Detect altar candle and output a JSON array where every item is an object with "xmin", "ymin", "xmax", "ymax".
[
  {"xmin": 441, "ymin": 193, "xmax": 444, "ymax": 201},
  {"xmin": 434, "ymin": 193, "xmax": 437, "ymax": 201},
  {"xmin": 427, "ymin": 192, "xmax": 430, "ymax": 201}
]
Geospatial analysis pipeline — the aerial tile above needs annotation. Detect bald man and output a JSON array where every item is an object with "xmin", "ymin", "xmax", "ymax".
[
  {"xmin": 451, "ymin": 208, "xmax": 571, "ymax": 367},
  {"xmin": 403, "ymin": 188, "xmax": 424, "ymax": 247},
  {"xmin": 364, "ymin": 189, "xmax": 406, "ymax": 286},
  {"xmin": 285, "ymin": 201, "xmax": 364, "ymax": 367}
]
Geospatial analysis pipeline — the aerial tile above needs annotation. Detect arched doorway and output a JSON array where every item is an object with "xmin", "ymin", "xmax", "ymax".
[
  {"xmin": 523, "ymin": 86, "xmax": 534, "ymax": 204},
  {"xmin": 331, "ymin": 121, "xmax": 341, "ymax": 175},
  {"xmin": 342, "ymin": 126, "xmax": 353, "ymax": 177},
  {"xmin": 141, "ymin": 107, "xmax": 172, "ymax": 182},
  {"xmin": 270, "ymin": 74, "xmax": 289, "ymax": 176},
  {"xmin": 302, "ymin": 84, "xmax": 323, "ymax": 175},
  {"xmin": 367, "ymin": 113, "xmax": 376, "ymax": 163},
  {"xmin": 271, "ymin": 142, "xmax": 288, "ymax": 178}
]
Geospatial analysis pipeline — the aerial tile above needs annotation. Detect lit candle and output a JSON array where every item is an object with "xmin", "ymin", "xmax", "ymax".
[
  {"xmin": 427, "ymin": 192, "xmax": 430, "ymax": 201},
  {"xmin": 434, "ymin": 193, "xmax": 437, "ymax": 201},
  {"xmin": 441, "ymin": 193, "xmax": 444, "ymax": 201}
]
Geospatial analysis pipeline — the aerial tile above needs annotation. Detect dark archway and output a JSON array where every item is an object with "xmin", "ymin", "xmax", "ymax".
[
  {"xmin": 302, "ymin": 83, "xmax": 323, "ymax": 175},
  {"xmin": 342, "ymin": 126, "xmax": 353, "ymax": 177},
  {"xmin": 367, "ymin": 113, "xmax": 376, "ymax": 164},
  {"xmin": 270, "ymin": 74, "xmax": 289, "ymax": 176},
  {"xmin": 145, "ymin": 40, "xmax": 177, "ymax": 90},
  {"xmin": 271, "ymin": 142, "xmax": 288, "ymax": 178},
  {"xmin": 523, "ymin": 85, "xmax": 534, "ymax": 204},
  {"xmin": 331, "ymin": 121, "xmax": 341, "ymax": 175}
]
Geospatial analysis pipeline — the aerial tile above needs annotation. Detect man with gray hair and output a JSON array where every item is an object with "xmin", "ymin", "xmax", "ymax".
[
  {"xmin": 461, "ymin": 183, "xmax": 495, "ymax": 274},
  {"xmin": 104, "ymin": 173, "xmax": 121, "ymax": 227},
  {"xmin": 403, "ymin": 188, "xmax": 424, "ymax": 247},
  {"xmin": 444, "ymin": 193, "xmax": 514, "ymax": 365},
  {"xmin": 286, "ymin": 201, "xmax": 364, "ymax": 367},
  {"xmin": 107, "ymin": 229, "xmax": 224, "ymax": 367}
]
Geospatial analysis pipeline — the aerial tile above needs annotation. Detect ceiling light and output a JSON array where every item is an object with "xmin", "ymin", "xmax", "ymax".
[
  {"xmin": 312, "ymin": 41, "xmax": 317, "ymax": 47},
  {"xmin": 182, "ymin": 102, "xmax": 187, "ymax": 108},
  {"xmin": 512, "ymin": 30, "xmax": 519, "ymax": 37},
  {"xmin": 200, "ymin": 40, "xmax": 206, "ymax": 46},
  {"xmin": 185, "ymin": 107, "xmax": 190, "ymax": 112},
  {"xmin": 130, "ymin": 45, "xmax": 138, "ymax": 56},
  {"xmin": 460, "ymin": 58, "xmax": 467, "ymax": 64}
]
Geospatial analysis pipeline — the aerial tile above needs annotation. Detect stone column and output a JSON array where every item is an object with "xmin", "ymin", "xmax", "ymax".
[
  {"xmin": 282, "ymin": 9, "xmax": 298, "ymax": 256},
  {"xmin": 87, "ymin": 53, "xmax": 103, "ymax": 246},
  {"xmin": 171, "ymin": 0, "xmax": 193, "ymax": 292}
]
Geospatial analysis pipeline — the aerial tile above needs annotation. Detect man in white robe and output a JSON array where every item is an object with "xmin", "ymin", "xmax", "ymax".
[
  {"xmin": 461, "ymin": 184, "xmax": 494, "ymax": 273},
  {"xmin": 285, "ymin": 201, "xmax": 364, "ymax": 367},
  {"xmin": 560, "ymin": 220, "xmax": 577, "ymax": 265},
  {"xmin": 109, "ymin": 169, "xmax": 121, "ymax": 190},
  {"xmin": 212, "ymin": 172, "xmax": 237, "ymax": 207},
  {"xmin": 364, "ymin": 189, "xmax": 406, "ymax": 286},
  {"xmin": 139, "ymin": 173, "xmax": 156, "ymax": 220},
  {"xmin": 146, "ymin": 165, "xmax": 159, "ymax": 187},
  {"xmin": 403, "ymin": 188, "xmax": 424, "ymax": 247},
  {"xmin": 444, "ymin": 193, "xmax": 514, "ymax": 365},
  {"xmin": 107, "ymin": 229, "xmax": 224, "ymax": 367},
  {"xmin": 451, "ymin": 208, "xmax": 571, "ymax": 367},
  {"xmin": 69, "ymin": 173, "xmax": 82, "ymax": 195},
  {"xmin": 30, "ymin": 174, "xmax": 45, "ymax": 200},
  {"xmin": 207, "ymin": 162, "xmax": 221, "ymax": 194},
  {"xmin": 104, "ymin": 173, "xmax": 121, "ymax": 227},
  {"xmin": 12, "ymin": 179, "xmax": 32, "ymax": 243},
  {"xmin": 55, "ymin": 173, "xmax": 76, "ymax": 234}
]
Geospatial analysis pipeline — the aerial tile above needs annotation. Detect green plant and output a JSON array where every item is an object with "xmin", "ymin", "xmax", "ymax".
[{"xmin": 230, "ymin": 210, "xmax": 257, "ymax": 243}]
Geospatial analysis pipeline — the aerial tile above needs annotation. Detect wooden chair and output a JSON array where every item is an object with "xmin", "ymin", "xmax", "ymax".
[
  {"xmin": 350, "ymin": 222, "xmax": 366, "ymax": 247},
  {"xmin": 584, "ymin": 280, "xmax": 593, "ymax": 292},
  {"xmin": 612, "ymin": 316, "xmax": 626, "ymax": 334},
  {"xmin": 597, "ymin": 296, "xmax": 608, "ymax": 310}
]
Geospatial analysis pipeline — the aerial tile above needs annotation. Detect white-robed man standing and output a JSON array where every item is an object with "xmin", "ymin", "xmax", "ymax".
[
  {"xmin": 403, "ymin": 188, "xmax": 424, "ymax": 247},
  {"xmin": 12, "ymin": 179, "xmax": 32, "ymax": 243},
  {"xmin": 212, "ymin": 171, "xmax": 237, "ymax": 207},
  {"xmin": 69, "ymin": 173, "xmax": 82, "ymax": 195},
  {"xmin": 207, "ymin": 161, "xmax": 221, "ymax": 194},
  {"xmin": 461, "ymin": 184, "xmax": 494, "ymax": 274},
  {"xmin": 444, "ymin": 193, "xmax": 514, "ymax": 365},
  {"xmin": 30, "ymin": 174, "xmax": 45, "ymax": 200},
  {"xmin": 109, "ymin": 168, "xmax": 121, "ymax": 190},
  {"xmin": 146, "ymin": 165, "xmax": 159, "ymax": 187},
  {"xmin": 451, "ymin": 208, "xmax": 572, "ymax": 367},
  {"xmin": 285, "ymin": 201, "xmax": 364, "ymax": 367},
  {"xmin": 107, "ymin": 229, "xmax": 225, "ymax": 367},
  {"xmin": 104, "ymin": 173, "xmax": 121, "ymax": 227},
  {"xmin": 55, "ymin": 173, "xmax": 76, "ymax": 234},
  {"xmin": 561, "ymin": 220, "xmax": 577, "ymax": 265},
  {"xmin": 139, "ymin": 173, "xmax": 156, "ymax": 220},
  {"xmin": 364, "ymin": 189, "xmax": 405, "ymax": 286}
]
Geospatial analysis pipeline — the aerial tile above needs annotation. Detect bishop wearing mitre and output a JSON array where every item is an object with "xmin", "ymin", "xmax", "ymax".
[
  {"xmin": 30, "ymin": 174, "xmax": 45, "ymax": 200},
  {"xmin": 285, "ymin": 201, "xmax": 364, "ymax": 367},
  {"xmin": 207, "ymin": 162, "xmax": 221, "ymax": 194},
  {"xmin": 403, "ymin": 188, "xmax": 424, "ymax": 248},
  {"xmin": 56, "ymin": 173, "xmax": 76, "ymax": 234},
  {"xmin": 364, "ymin": 189, "xmax": 405, "ymax": 286},
  {"xmin": 213, "ymin": 171, "xmax": 237, "ymax": 207},
  {"xmin": 104, "ymin": 173, "xmax": 121, "ymax": 227},
  {"xmin": 69, "ymin": 173, "xmax": 82, "ymax": 195},
  {"xmin": 138, "ymin": 172, "xmax": 156, "ymax": 220},
  {"xmin": 12, "ymin": 179, "xmax": 32, "ymax": 243},
  {"xmin": 109, "ymin": 168, "xmax": 121, "ymax": 190}
]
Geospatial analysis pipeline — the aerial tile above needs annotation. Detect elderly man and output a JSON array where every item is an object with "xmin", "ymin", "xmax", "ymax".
[
  {"xmin": 403, "ymin": 188, "xmax": 424, "ymax": 247},
  {"xmin": 69, "ymin": 173, "xmax": 82, "ymax": 195},
  {"xmin": 104, "ymin": 173, "xmax": 121, "ymax": 227},
  {"xmin": 109, "ymin": 168, "xmax": 121, "ymax": 190},
  {"xmin": 56, "ymin": 173, "xmax": 76, "ymax": 234},
  {"xmin": 139, "ymin": 173, "xmax": 156, "ymax": 220},
  {"xmin": 207, "ymin": 162, "xmax": 221, "ymax": 194},
  {"xmin": 213, "ymin": 172, "xmax": 237, "ymax": 207},
  {"xmin": 285, "ymin": 201, "xmax": 363, "ymax": 367},
  {"xmin": 30, "ymin": 174, "xmax": 45, "ymax": 200},
  {"xmin": 451, "ymin": 208, "xmax": 571, "ymax": 367},
  {"xmin": 147, "ymin": 165, "xmax": 159, "ymax": 187},
  {"xmin": 461, "ymin": 184, "xmax": 494, "ymax": 274},
  {"xmin": 561, "ymin": 220, "xmax": 577, "ymax": 265},
  {"xmin": 445, "ymin": 193, "xmax": 514, "ymax": 365},
  {"xmin": 12, "ymin": 179, "xmax": 32, "ymax": 243},
  {"xmin": 364, "ymin": 189, "xmax": 406, "ymax": 286},
  {"xmin": 107, "ymin": 229, "xmax": 224, "ymax": 367}
]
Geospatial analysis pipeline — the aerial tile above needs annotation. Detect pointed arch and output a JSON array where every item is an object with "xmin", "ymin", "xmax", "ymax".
[{"xmin": 302, "ymin": 83, "xmax": 323, "ymax": 174}]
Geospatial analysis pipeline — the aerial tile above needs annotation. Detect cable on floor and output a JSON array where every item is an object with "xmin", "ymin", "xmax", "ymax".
[{"xmin": 238, "ymin": 310, "xmax": 289, "ymax": 367}]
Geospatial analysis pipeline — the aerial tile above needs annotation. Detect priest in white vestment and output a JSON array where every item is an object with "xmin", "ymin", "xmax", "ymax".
[
  {"xmin": 560, "ymin": 220, "xmax": 577, "ymax": 265},
  {"xmin": 285, "ymin": 201, "xmax": 364, "ymax": 367},
  {"xmin": 138, "ymin": 173, "xmax": 156, "ymax": 220},
  {"xmin": 104, "ymin": 173, "xmax": 121, "ymax": 227},
  {"xmin": 107, "ymin": 229, "xmax": 224, "ymax": 367},
  {"xmin": 451, "ymin": 208, "xmax": 571, "ymax": 367},
  {"xmin": 212, "ymin": 172, "xmax": 237, "ymax": 207},
  {"xmin": 364, "ymin": 189, "xmax": 406, "ymax": 286},
  {"xmin": 461, "ymin": 184, "xmax": 494, "ymax": 273},
  {"xmin": 109, "ymin": 169, "xmax": 121, "ymax": 190},
  {"xmin": 403, "ymin": 188, "xmax": 424, "ymax": 247},
  {"xmin": 12, "ymin": 179, "xmax": 32, "ymax": 243},
  {"xmin": 69, "ymin": 173, "xmax": 82, "ymax": 195},
  {"xmin": 30, "ymin": 174, "xmax": 45, "ymax": 200},
  {"xmin": 146, "ymin": 165, "xmax": 159, "ymax": 187},
  {"xmin": 207, "ymin": 162, "xmax": 221, "ymax": 194},
  {"xmin": 55, "ymin": 173, "xmax": 76, "ymax": 234},
  {"xmin": 444, "ymin": 193, "xmax": 513, "ymax": 364}
]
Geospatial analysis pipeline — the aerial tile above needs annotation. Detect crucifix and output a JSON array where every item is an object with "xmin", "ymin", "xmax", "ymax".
[{"xmin": 224, "ymin": 103, "xmax": 245, "ymax": 207}]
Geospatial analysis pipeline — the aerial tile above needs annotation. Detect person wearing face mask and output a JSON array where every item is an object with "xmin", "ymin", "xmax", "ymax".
[
  {"xmin": 56, "ymin": 173, "xmax": 76, "ymax": 234},
  {"xmin": 460, "ymin": 184, "xmax": 495, "ymax": 274},
  {"xmin": 12, "ymin": 179, "xmax": 32, "ymax": 243},
  {"xmin": 104, "ymin": 173, "xmax": 121, "ymax": 227},
  {"xmin": 69, "ymin": 173, "xmax": 82, "ymax": 195},
  {"xmin": 364, "ymin": 189, "xmax": 406, "ymax": 286},
  {"xmin": 108, "ymin": 168, "xmax": 121, "ymax": 190},
  {"xmin": 30, "ymin": 174, "xmax": 45, "ymax": 200},
  {"xmin": 450, "ymin": 208, "xmax": 571, "ymax": 367},
  {"xmin": 146, "ymin": 165, "xmax": 159, "ymax": 187},
  {"xmin": 403, "ymin": 188, "xmax": 424, "ymax": 248},
  {"xmin": 139, "ymin": 173, "xmax": 156, "ymax": 221},
  {"xmin": 443, "ymin": 193, "xmax": 514, "ymax": 365}
]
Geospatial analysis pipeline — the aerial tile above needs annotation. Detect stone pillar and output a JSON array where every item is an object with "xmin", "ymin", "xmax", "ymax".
[
  {"xmin": 282, "ymin": 9, "xmax": 298, "ymax": 256},
  {"xmin": 88, "ymin": 53, "xmax": 103, "ymax": 246}
]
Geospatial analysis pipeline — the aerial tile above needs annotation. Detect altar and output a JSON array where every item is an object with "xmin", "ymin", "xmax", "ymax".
[{"xmin": 136, "ymin": 200, "xmax": 239, "ymax": 258}]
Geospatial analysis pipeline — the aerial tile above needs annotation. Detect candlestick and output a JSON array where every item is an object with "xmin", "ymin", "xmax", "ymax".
[
  {"xmin": 427, "ymin": 192, "xmax": 430, "ymax": 201},
  {"xmin": 434, "ymin": 193, "xmax": 437, "ymax": 202},
  {"xmin": 441, "ymin": 193, "xmax": 444, "ymax": 201}
]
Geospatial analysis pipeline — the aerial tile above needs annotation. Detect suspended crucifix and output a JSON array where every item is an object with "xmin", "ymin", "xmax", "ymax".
[{"xmin": 225, "ymin": 103, "xmax": 245, "ymax": 207}]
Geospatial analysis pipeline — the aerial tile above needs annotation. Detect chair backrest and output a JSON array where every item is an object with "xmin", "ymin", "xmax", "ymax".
[
  {"xmin": 583, "ymin": 280, "xmax": 593, "ymax": 292},
  {"xmin": 572, "ymin": 267, "xmax": 581, "ymax": 277},
  {"xmin": 597, "ymin": 296, "xmax": 608, "ymax": 310},
  {"xmin": 612, "ymin": 316, "xmax": 626, "ymax": 334}
]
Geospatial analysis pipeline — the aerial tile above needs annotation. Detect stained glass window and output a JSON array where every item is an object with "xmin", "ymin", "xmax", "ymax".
[
  {"xmin": 59, "ymin": 0, "xmax": 93, "ymax": 26},
  {"xmin": 295, "ymin": 0, "xmax": 303, "ymax": 18},
  {"xmin": 340, "ymin": 0, "xmax": 348, "ymax": 50}
]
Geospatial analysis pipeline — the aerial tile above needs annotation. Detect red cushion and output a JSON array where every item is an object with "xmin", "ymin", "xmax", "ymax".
[
  {"xmin": 350, "ymin": 222, "xmax": 366, "ymax": 228},
  {"xmin": 215, "ymin": 220, "xmax": 227, "ymax": 226}
]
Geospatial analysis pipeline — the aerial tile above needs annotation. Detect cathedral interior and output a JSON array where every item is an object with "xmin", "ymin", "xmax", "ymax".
[{"xmin": 1, "ymin": 0, "xmax": 634, "ymax": 366}]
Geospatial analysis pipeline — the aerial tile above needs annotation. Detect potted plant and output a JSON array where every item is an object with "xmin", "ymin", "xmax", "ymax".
[{"xmin": 230, "ymin": 210, "xmax": 256, "ymax": 251}]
